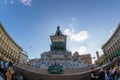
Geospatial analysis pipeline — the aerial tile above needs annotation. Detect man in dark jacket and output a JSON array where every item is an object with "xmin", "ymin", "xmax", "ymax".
[{"xmin": 98, "ymin": 67, "xmax": 105, "ymax": 80}]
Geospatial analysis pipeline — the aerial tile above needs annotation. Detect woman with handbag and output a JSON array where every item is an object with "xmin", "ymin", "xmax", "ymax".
[{"xmin": 6, "ymin": 62, "xmax": 14, "ymax": 80}]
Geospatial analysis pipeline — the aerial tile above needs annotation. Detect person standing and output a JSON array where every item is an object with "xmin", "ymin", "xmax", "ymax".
[
  {"xmin": 98, "ymin": 67, "xmax": 105, "ymax": 80},
  {"xmin": 6, "ymin": 62, "xmax": 14, "ymax": 80},
  {"xmin": 0, "ymin": 58, "xmax": 5, "ymax": 74},
  {"xmin": 104, "ymin": 70, "xmax": 108, "ymax": 80}
]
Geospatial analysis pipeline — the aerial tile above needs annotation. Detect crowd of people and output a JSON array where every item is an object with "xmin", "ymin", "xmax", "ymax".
[
  {"xmin": 1, "ymin": 57, "xmax": 120, "ymax": 80},
  {"xmin": 90, "ymin": 62, "xmax": 120, "ymax": 80},
  {"xmin": 0, "ymin": 58, "xmax": 24, "ymax": 80}
]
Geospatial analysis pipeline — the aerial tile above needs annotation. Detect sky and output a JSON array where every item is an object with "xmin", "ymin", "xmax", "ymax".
[{"xmin": 0, "ymin": 0, "xmax": 120, "ymax": 63}]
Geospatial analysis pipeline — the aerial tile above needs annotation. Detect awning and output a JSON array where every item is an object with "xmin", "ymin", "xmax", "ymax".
[
  {"xmin": 105, "ymin": 50, "xmax": 120, "ymax": 60},
  {"xmin": 117, "ymin": 50, "xmax": 120, "ymax": 56}
]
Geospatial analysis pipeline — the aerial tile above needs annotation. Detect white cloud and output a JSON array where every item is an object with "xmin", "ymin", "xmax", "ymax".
[
  {"xmin": 110, "ymin": 27, "xmax": 116, "ymax": 35},
  {"xmin": 78, "ymin": 46, "xmax": 86, "ymax": 53},
  {"xmin": 20, "ymin": 0, "xmax": 32, "ymax": 6},
  {"xmin": 4, "ymin": 0, "xmax": 32, "ymax": 6},
  {"xmin": 71, "ymin": 31, "xmax": 88, "ymax": 41},
  {"xmin": 71, "ymin": 46, "xmax": 87, "ymax": 54},
  {"xmin": 68, "ymin": 17, "xmax": 76, "ymax": 28},
  {"xmin": 108, "ymin": 27, "xmax": 116, "ymax": 38},
  {"xmin": 72, "ymin": 17, "xmax": 75, "ymax": 22},
  {"xmin": 69, "ymin": 24, "xmax": 72, "ymax": 27},
  {"xmin": 64, "ymin": 17, "xmax": 88, "ymax": 55},
  {"xmin": 64, "ymin": 28, "xmax": 74, "ymax": 36},
  {"xmin": 4, "ymin": 0, "xmax": 14, "ymax": 4},
  {"xmin": 10, "ymin": 0, "xmax": 14, "ymax": 4},
  {"xmin": 64, "ymin": 29, "xmax": 88, "ymax": 42}
]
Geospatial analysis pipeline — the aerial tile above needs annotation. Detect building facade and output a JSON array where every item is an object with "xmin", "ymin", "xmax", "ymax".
[
  {"xmin": 102, "ymin": 23, "xmax": 120, "ymax": 63},
  {"xmin": 94, "ymin": 51, "xmax": 104, "ymax": 66},
  {"xmin": 29, "ymin": 58, "xmax": 40, "ymax": 68},
  {"xmin": 96, "ymin": 51, "xmax": 100, "ymax": 60},
  {"xmin": 19, "ymin": 51, "xmax": 28, "ymax": 64},
  {"xmin": 94, "ymin": 54, "xmax": 105, "ymax": 66},
  {"xmin": 80, "ymin": 54, "xmax": 92, "ymax": 64},
  {"xmin": 0, "ymin": 23, "xmax": 22, "ymax": 64}
]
